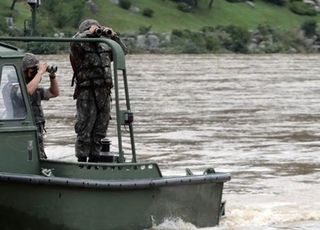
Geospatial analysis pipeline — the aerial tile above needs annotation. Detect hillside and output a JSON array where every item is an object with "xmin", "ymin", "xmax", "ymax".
[{"xmin": 1, "ymin": 0, "xmax": 320, "ymax": 34}]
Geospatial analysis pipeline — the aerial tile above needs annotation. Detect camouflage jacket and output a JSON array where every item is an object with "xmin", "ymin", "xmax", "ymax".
[
  {"xmin": 29, "ymin": 88, "xmax": 49, "ymax": 124},
  {"xmin": 70, "ymin": 32, "xmax": 127, "ymax": 88}
]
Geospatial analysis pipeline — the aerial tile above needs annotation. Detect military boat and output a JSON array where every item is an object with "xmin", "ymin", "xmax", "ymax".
[{"xmin": 0, "ymin": 37, "xmax": 231, "ymax": 230}]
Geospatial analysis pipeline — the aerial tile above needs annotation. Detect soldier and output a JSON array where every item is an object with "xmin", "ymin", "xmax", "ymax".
[
  {"xmin": 22, "ymin": 53, "xmax": 60, "ymax": 159},
  {"xmin": 70, "ymin": 19, "xmax": 127, "ymax": 162}
]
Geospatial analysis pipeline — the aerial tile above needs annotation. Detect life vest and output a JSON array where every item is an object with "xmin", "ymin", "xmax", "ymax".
[{"xmin": 70, "ymin": 40, "xmax": 113, "ymax": 99}]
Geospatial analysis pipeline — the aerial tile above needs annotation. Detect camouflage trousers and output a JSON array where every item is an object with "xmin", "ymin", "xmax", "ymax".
[
  {"xmin": 36, "ymin": 122, "xmax": 47, "ymax": 159},
  {"xmin": 75, "ymin": 89, "xmax": 110, "ymax": 160}
]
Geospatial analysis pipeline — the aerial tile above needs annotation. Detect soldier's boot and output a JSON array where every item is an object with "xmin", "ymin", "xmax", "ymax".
[
  {"xmin": 88, "ymin": 155, "xmax": 99, "ymax": 163},
  {"xmin": 77, "ymin": 156, "xmax": 87, "ymax": 162}
]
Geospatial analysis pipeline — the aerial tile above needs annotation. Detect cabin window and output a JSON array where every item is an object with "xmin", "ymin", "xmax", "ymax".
[{"xmin": 0, "ymin": 65, "xmax": 27, "ymax": 120}]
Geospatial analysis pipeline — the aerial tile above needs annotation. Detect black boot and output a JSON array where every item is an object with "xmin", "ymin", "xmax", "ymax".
[
  {"xmin": 88, "ymin": 155, "xmax": 99, "ymax": 163},
  {"xmin": 77, "ymin": 156, "xmax": 87, "ymax": 162}
]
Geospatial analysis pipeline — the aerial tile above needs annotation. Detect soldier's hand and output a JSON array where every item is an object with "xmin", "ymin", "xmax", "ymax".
[
  {"xmin": 88, "ymin": 25, "xmax": 99, "ymax": 35},
  {"xmin": 38, "ymin": 63, "xmax": 47, "ymax": 75}
]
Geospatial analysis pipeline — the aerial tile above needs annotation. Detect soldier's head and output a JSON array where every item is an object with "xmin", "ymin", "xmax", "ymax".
[
  {"xmin": 22, "ymin": 53, "xmax": 39, "ymax": 82},
  {"xmin": 79, "ymin": 19, "xmax": 101, "ymax": 33}
]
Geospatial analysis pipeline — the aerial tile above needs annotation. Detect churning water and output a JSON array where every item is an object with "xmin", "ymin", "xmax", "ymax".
[{"xmin": 41, "ymin": 54, "xmax": 320, "ymax": 229}]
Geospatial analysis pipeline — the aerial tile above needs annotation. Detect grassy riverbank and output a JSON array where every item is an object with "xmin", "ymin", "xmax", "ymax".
[
  {"xmin": 1, "ymin": 0, "xmax": 320, "ymax": 34},
  {"xmin": 1, "ymin": 0, "xmax": 320, "ymax": 54},
  {"xmin": 95, "ymin": 0, "xmax": 319, "ymax": 32}
]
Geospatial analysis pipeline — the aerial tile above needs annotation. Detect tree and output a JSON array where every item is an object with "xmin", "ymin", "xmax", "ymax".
[
  {"xmin": 208, "ymin": 0, "xmax": 214, "ymax": 9},
  {"xmin": 11, "ymin": 0, "xmax": 18, "ymax": 10}
]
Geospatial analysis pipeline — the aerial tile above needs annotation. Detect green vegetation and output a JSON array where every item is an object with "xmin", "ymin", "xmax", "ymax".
[
  {"xmin": 289, "ymin": 1, "xmax": 317, "ymax": 16},
  {"xmin": 1, "ymin": 0, "xmax": 320, "ymax": 34},
  {"xmin": 1, "ymin": 0, "xmax": 320, "ymax": 54}
]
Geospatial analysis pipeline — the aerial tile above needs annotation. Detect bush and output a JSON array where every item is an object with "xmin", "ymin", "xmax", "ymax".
[
  {"xmin": 138, "ymin": 25, "xmax": 152, "ymax": 34},
  {"xmin": 257, "ymin": 24, "xmax": 274, "ymax": 36},
  {"xmin": 226, "ymin": 0, "xmax": 246, "ymax": 2},
  {"xmin": 301, "ymin": 19, "xmax": 317, "ymax": 37},
  {"xmin": 222, "ymin": 25, "xmax": 250, "ymax": 53},
  {"xmin": 171, "ymin": 29, "xmax": 184, "ymax": 37},
  {"xmin": 0, "ymin": 19, "xmax": 8, "ymax": 35},
  {"xmin": 142, "ymin": 8, "xmax": 154, "ymax": 17},
  {"xmin": 263, "ymin": 0, "xmax": 286, "ymax": 6},
  {"xmin": 177, "ymin": 2, "xmax": 193, "ymax": 12},
  {"xmin": 26, "ymin": 42, "xmax": 59, "ymax": 54},
  {"xmin": 206, "ymin": 37, "xmax": 221, "ymax": 52},
  {"xmin": 119, "ymin": 0, "xmax": 131, "ymax": 10},
  {"xmin": 290, "ymin": 2, "xmax": 317, "ymax": 16},
  {"xmin": 181, "ymin": 41, "xmax": 207, "ymax": 53}
]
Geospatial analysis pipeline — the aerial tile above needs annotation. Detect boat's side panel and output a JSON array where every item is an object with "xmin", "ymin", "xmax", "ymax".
[
  {"xmin": 0, "ymin": 181, "xmax": 224, "ymax": 229},
  {"xmin": 0, "ymin": 182, "xmax": 154, "ymax": 230},
  {"xmin": 40, "ymin": 160, "xmax": 162, "ymax": 180},
  {"xmin": 0, "ymin": 129, "xmax": 39, "ymax": 174}
]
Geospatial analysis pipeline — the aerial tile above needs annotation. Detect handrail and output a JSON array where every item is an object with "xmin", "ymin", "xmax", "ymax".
[{"xmin": 0, "ymin": 37, "xmax": 125, "ymax": 70}]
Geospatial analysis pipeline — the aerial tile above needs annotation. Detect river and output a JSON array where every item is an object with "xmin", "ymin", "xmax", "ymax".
[{"xmin": 40, "ymin": 54, "xmax": 320, "ymax": 229}]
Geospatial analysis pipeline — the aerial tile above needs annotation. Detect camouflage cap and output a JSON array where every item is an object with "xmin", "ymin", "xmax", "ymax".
[
  {"xmin": 22, "ymin": 53, "xmax": 39, "ymax": 71},
  {"xmin": 79, "ymin": 19, "xmax": 101, "ymax": 32}
]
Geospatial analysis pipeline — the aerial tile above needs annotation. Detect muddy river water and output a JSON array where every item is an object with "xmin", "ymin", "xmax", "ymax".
[{"xmin": 40, "ymin": 54, "xmax": 320, "ymax": 229}]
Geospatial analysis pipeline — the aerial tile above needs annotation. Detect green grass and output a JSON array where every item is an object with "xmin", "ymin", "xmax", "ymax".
[
  {"xmin": 91, "ymin": 0, "xmax": 320, "ymax": 32},
  {"xmin": 1, "ymin": 0, "xmax": 320, "ymax": 33}
]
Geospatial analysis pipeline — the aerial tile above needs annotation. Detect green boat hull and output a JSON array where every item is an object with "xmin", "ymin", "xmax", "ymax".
[{"xmin": 0, "ymin": 172, "xmax": 228, "ymax": 230}]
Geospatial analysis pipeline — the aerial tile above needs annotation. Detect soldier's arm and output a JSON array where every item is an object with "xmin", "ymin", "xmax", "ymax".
[
  {"xmin": 111, "ymin": 34, "xmax": 128, "ymax": 55},
  {"xmin": 27, "ymin": 63, "xmax": 47, "ymax": 96},
  {"xmin": 70, "ymin": 31, "xmax": 89, "ymax": 57},
  {"xmin": 45, "ymin": 73, "xmax": 59, "ymax": 99}
]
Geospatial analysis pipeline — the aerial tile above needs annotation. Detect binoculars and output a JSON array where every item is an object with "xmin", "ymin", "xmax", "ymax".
[
  {"xmin": 94, "ymin": 27, "xmax": 114, "ymax": 37},
  {"xmin": 46, "ymin": 64, "xmax": 58, "ymax": 74}
]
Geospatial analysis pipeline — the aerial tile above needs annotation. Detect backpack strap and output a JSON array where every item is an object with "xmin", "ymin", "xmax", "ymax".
[{"xmin": 69, "ymin": 53, "xmax": 77, "ymax": 87}]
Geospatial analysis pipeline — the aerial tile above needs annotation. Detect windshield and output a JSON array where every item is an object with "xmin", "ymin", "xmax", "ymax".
[{"xmin": 0, "ymin": 65, "xmax": 27, "ymax": 120}]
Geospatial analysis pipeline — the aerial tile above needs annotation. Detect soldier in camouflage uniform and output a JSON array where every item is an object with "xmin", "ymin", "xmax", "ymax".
[
  {"xmin": 22, "ymin": 53, "xmax": 60, "ymax": 159},
  {"xmin": 70, "ymin": 19, "xmax": 127, "ymax": 162}
]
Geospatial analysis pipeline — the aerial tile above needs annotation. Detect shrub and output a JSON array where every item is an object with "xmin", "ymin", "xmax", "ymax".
[
  {"xmin": 263, "ymin": 0, "xmax": 286, "ymax": 6},
  {"xmin": 142, "ymin": 8, "xmax": 154, "ymax": 17},
  {"xmin": 206, "ymin": 37, "xmax": 221, "ymax": 52},
  {"xmin": 301, "ymin": 19, "xmax": 317, "ymax": 37},
  {"xmin": 26, "ymin": 42, "xmax": 59, "ymax": 54},
  {"xmin": 226, "ymin": 0, "xmax": 246, "ymax": 2},
  {"xmin": 119, "ymin": 0, "xmax": 131, "ymax": 10},
  {"xmin": 138, "ymin": 25, "xmax": 152, "ymax": 34},
  {"xmin": 290, "ymin": 2, "xmax": 317, "ymax": 16},
  {"xmin": 201, "ymin": 26, "xmax": 215, "ymax": 33},
  {"xmin": 181, "ymin": 41, "xmax": 207, "ymax": 53},
  {"xmin": 171, "ymin": 29, "xmax": 184, "ymax": 37},
  {"xmin": 0, "ymin": 19, "xmax": 8, "ymax": 35},
  {"xmin": 257, "ymin": 24, "xmax": 274, "ymax": 36},
  {"xmin": 177, "ymin": 2, "xmax": 193, "ymax": 12},
  {"xmin": 223, "ymin": 25, "xmax": 250, "ymax": 53}
]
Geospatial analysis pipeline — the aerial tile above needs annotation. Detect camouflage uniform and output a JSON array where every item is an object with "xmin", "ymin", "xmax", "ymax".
[
  {"xmin": 29, "ymin": 88, "xmax": 49, "ymax": 159},
  {"xmin": 70, "ymin": 19, "xmax": 127, "ymax": 162},
  {"xmin": 22, "ymin": 53, "xmax": 49, "ymax": 159}
]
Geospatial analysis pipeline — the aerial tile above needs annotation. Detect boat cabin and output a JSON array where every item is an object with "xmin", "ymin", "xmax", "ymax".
[
  {"xmin": 0, "ymin": 42, "xmax": 39, "ymax": 174},
  {"xmin": 0, "ymin": 38, "xmax": 162, "ymax": 180}
]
